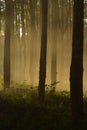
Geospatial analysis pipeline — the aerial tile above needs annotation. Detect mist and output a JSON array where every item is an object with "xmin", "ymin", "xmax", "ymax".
[{"xmin": 0, "ymin": 0, "xmax": 87, "ymax": 92}]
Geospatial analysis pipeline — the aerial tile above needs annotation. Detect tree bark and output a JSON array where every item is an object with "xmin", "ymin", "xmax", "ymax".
[
  {"xmin": 70, "ymin": 0, "xmax": 84, "ymax": 127},
  {"xmin": 38, "ymin": 0, "xmax": 48, "ymax": 103}
]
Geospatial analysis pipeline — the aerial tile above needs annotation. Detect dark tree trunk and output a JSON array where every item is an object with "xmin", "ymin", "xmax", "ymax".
[
  {"xmin": 70, "ymin": 0, "xmax": 84, "ymax": 127},
  {"xmin": 4, "ymin": 0, "xmax": 12, "ymax": 88},
  {"xmin": 38, "ymin": 0, "xmax": 48, "ymax": 103}
]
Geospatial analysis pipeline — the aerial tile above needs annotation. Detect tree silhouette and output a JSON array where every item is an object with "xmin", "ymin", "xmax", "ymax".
[
  {"xmin": 38, "ymin": 0, "xmax": 48, "ymax": 103},
  {"xmin": 70, "ymin": 0, "xmax": 84, "ymax": 127}
]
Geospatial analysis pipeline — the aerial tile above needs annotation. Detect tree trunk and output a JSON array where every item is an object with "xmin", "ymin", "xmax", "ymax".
[
  {"xmin": 38, "ymin": 0, "xmax": 48, "ymax": 103},
  {"xmin": 29, "ymin": 0, "xmax": 37, "ymax": 85},
  {"xmin": 21, "ymin": 0, "xmax": 26, "ymax": 81},
  {"xmin": 4, "ymin": 0, "xmax": 11, "ymax": 88},
  {"xmin": 70, "ymin": 0, "xmax": 84, "ymax": 127},
  {"xmin": 10, "ymin": 0, "xmax": 15, "ymax": 82},
  {"xmin": 51, "ymin": 0, "xmax": 58, "ymax": 92}
]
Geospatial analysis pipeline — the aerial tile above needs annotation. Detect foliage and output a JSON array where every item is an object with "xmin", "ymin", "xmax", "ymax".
[
  {"xmin": 0, "ymin": 76, "xmax": 3, "ymax": 90},
  {"xmin": 0, "ymin": 87, "xmax": 87, "ymax": 129},
  {"xmin": 0, "ymin": 87, "xmax": 71, "ymax": 130}
]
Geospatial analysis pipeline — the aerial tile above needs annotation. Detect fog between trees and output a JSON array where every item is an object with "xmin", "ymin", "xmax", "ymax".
[{"xmin": 0, "ymin": 0, "xmax": 87, "ymax": 91}]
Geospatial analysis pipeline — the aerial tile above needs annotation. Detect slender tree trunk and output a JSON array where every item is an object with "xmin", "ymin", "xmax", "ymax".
[
  {"xmin": 29, "ymin": 0, "xmax": 37, "ymax": 85},
  {"xmin": 38, "ymin": 0, "xmax": 48, "ymax": 103},
  {"xmin": 70, "ymin": 0, "xmax": 84, "ymax": 128},
  {"xmin": 21, "ymin": 0, "xmax": 26, "ymax": 81},
  {"xmin": 4, "ymin": 0, "xmax": 11, "ymax": 88},
  {"xmin": 0, "ymin": 0, "xmax": 1, "ymax": 32},
  {"xmin": 10, "ymin": 0, "xmax": 15, "ymax": 82},
  {"xmin": 51, "ymin": 0, "xmax": 58, "ymax": 92}
]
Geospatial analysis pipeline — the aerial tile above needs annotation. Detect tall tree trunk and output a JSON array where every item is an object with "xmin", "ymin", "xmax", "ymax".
[
  {"xmin": 10, "ymin": 0, "xmax": 15, "ymax": 82},
  {"xmin": 0, "ymin": 0, "xmax": 1, "ymax": 32},
  {"xmin": 21, "ymin": 0, "xmax": 26, "ymax": 81},
  {"xmin": 38, "ymin": 0, "xmax": 48, "ymax": 103},
  {"xmin": 51, "ymin": 0, "xmax": 58, "ymax": 92},
  {"xmin": 29, "ymin": 0, "xmax": 37, "ymax": 85},
  {"xmin": 4, "ymin": 0, "xmax": 11, "ymax": 88},
  {"xmin": 70, "ymin": 0, "xmax": 84, "ymax": 127}
]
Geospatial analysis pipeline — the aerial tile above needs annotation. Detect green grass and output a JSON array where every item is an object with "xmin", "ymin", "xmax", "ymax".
[{"xmin": 0, "ymin": 87, "xmax": 87, "ymax": 130}]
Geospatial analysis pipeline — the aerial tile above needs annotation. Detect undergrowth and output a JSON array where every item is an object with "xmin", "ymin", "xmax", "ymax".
[{"xmin": 0, "ymin": 85, "xmax": 87, "ymax": 130}]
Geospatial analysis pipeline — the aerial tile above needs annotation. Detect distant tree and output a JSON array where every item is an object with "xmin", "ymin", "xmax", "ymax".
[
  {"xmin": 51, "ymin": 0, "xmax": 58, "ymax": 92},
  {"xmin": 0, "ymin": 0, "xmax": 1, "ymax": 32},
  {"xmin": 29, "ymin": 0, "xmax": 37, "ymax": 85},
  {"xmin": 10, "ymin": 0, "xmax": 15, "ymax": 81},
  {"xmin": 70, "ymin": 0, "xmax": 84, "ymax": 127},
  {"xmin": 4, "ymin": 0, "xmax": 12, "ymax": 88},
  {"xmin": 21, "ymin": 0, "xmax": 26, "ymax": 80},
  {"xmin": 38, "ymin": 0, "xmax": 48, "ymax": 103}
]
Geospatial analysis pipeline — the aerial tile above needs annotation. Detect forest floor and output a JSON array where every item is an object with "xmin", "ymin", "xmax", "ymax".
[{"xmin": 0, "ymin": 86, "xmax": 87, "ymax": 130}]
